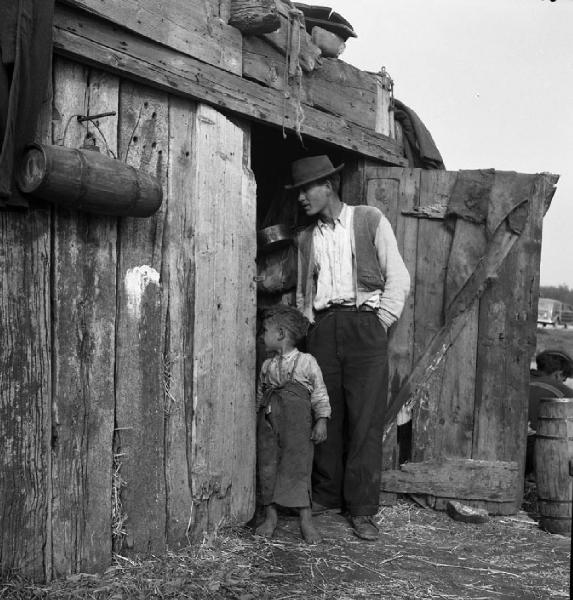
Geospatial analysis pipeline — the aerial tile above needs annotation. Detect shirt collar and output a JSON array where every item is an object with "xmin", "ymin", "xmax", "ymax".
[
  {"xmin": 272, "ymin": 347, "xmax": 299, "ymax": 362},
  {"xmin": 317, "ymin": 203, "xmax": 349, "ymax": 231}
]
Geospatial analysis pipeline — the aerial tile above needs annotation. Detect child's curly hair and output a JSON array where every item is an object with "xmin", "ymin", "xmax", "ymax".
[{"xmin": 262, "ymin": 305, "xmax": 310, "ymax": 345}]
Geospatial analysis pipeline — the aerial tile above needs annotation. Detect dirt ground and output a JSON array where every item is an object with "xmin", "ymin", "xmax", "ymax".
[{"xmin": 1, "ymin": 498, "xmax": 569, "ymax": 600}]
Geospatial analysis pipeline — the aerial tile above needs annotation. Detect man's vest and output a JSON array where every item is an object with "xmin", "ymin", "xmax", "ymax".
[{"xmin": 296, "ymin": 205, "xmax": 385, "ymax": 322}]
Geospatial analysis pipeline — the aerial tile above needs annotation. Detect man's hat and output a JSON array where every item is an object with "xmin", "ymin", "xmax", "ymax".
[{"xmin": 285, "ymin": 155, "xmax": 344, "ymax": 189}]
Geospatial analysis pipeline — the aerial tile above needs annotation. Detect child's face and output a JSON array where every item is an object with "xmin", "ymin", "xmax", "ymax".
[{"xmin": 261, "ymin": 320, "xmax": 283, "ymax": 352}]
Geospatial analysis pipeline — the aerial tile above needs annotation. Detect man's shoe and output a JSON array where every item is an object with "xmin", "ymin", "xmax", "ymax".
[{"xmin": 349, "ymin": 515, "xmax": 379, "ymax": 541}]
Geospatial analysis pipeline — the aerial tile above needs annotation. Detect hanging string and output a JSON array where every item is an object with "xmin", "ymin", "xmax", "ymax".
[{"xmin": 281, "ymin": 8, "xmax": 306, "ymax": 144}]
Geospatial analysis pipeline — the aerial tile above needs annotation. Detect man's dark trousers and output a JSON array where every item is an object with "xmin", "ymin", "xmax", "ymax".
[{"xmin": 307, "ymin": 308, "xmax": 388, "ymax": 516}]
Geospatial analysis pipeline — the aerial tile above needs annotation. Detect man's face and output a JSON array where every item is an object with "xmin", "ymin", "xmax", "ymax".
[{"xmin": 297, "ymin": 180, "xmax": 330, "ymax": 216}]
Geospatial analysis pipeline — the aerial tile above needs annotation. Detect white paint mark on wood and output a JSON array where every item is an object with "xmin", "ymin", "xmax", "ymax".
[{"xmin": 124, "ymin": 265, "xmax": 160, "ymax": 319}]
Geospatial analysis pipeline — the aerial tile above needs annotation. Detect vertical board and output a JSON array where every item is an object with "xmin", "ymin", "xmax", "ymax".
[
  {"xmin": 0, "ymin": 66, "xmax": 52, "ymax": 579},
  {"xmin": 115, "ymin": 81, "xmax": 168, "ymax": 554},
  {"xmin": 189, "ymin": 104, "xmax": 257, "ymax": 537},
  {"xmin": 365, "ymin": 166, "xmax": 420, "ymax": 470},
  {"xmin": 0, "ymin": 210, "xmax": 51, "ymax": 580},
  {"xmin": 163, "ymin": 96, "xmax": 196, "ymax": 547},
  {"xmin": 410, "ymin": 171, "xmax": 457, "ymax": 461},
  {"xmin": 472, "ymin": 173, "xmax": 540, "ymax": 466},
  {"xmin": 50, "ymin": 57, "xmax": 118, "ymax": 576},
  {"xmin": 418, "ymin": 171, "xmax": 477, "ymax": 460},
  {"xmin": 388, "ymin": 170, "xmax": 419, "ymax": 463},
  {"xmin": 232, "ymin": 127, "xmax": 257, "ymax": 518}
]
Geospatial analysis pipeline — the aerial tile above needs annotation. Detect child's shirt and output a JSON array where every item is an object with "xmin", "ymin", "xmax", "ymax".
[{"xmin": 256, "ymin": 348, "xmax": 331, "ymax": 420}]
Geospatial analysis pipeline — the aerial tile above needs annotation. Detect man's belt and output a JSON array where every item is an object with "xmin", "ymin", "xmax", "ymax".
[{"xmin": 315, "ymin": 304, "xmax": 377, "ymax": 316}]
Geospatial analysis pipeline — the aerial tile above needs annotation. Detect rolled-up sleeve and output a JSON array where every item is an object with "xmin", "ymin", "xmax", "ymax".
[
  {"xmin": 307, "ymin": 355, "xmax": 331, "ymax": 419},
  {"xmin": 375, "ymin": 215, "xmax": 411, "ymax": 328}
]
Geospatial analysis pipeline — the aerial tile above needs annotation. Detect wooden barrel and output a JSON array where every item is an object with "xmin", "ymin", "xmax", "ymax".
[
  {"xmin": 16, "ymin": 143, "xmax": 162, "ymax": 217},
  {"xmin": 535, "ymin": 398, "xmax": 573, "ymax": 535}
]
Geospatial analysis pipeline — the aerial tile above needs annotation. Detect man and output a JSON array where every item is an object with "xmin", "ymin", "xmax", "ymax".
[
  {"xmin": 527, "ymin": 349, "xmax": 573, "ymax": 477},
  {"xmin": 288, "ymin": 155, "xmax": 410, "ymax": 541}
]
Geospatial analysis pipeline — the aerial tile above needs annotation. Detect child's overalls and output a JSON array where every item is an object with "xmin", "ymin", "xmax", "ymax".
[{"xmin": 257, "ymin": 355, "xmax": 314, "ymax": 508}]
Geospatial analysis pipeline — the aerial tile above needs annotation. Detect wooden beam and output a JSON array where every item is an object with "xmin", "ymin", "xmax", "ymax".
[
  {"xmin": 59, "ymin": 0, "xmax": 243, "ymax": 75},
  {"xmin": 380, "ymin": 458, "xmax": 519, "ymax": 503},
  {"xmin": 53, "ymin": 5, "xmax": 407, "ymax": 165},
  {"xmin": 243, "ymin": 35, "xmax": 381, "ymax": 131}
]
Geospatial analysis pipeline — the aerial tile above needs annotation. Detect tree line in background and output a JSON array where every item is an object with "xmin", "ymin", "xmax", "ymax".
[{"xmin": 539, "ymin": 285, "xmax": 573, "ymax": 306}]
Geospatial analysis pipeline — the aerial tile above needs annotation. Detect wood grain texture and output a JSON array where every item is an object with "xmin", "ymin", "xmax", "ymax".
[
  {"xmin": 0, "ymin": 208, "xmax": 51, "ymax": 580},
  {"xmin": 188, "ymin": 104, "xmax": 256, "ymax": 538},
  {"xmin": 163, "ymin": 96, "xmax": 196, "ymax": 547},
  {"xmin": 60, "ymin": 0, "xmax": 242, "ymax": 75},
  {"xmin": 52, "ymin": 4, "xmax": 407, "ymax": 166},
  {"xmin": 0, "ymin": 66, "xmax": 52, "ymax": 579},
  {"xmin": 243, "ymin": 36, "xmax": 382, "ymax": 132},
  {"xmin": 114, "ymin": 81, "xmax": 168, "ymax": 554},
  {"xmin": 472, "ymin": 173, "xmax": 550, "ymax": 495},
  {"xmin": 364, "ymin": 166, "xmax": 399, "ymax": 470},
  {"xmin": 410, "ymin": 172, "xmax": 456, "ymax": 461},
  {"xmin": 380, "ymin": 458, "xmax": 519, "ymax": 503},
  {"xmin": 50, "ymin": 57, "xmax": 118, "ymax": 577}
]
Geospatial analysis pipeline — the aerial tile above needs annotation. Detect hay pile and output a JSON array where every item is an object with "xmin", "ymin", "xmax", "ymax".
[{"xmin": 0, "ymin": 500, "xmax": 569, "ymax": 599}]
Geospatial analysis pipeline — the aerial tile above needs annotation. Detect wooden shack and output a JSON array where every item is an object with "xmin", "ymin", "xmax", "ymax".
[{"xmin": 0, "ymin": 0, "xmax": 557, "ymax": 582}]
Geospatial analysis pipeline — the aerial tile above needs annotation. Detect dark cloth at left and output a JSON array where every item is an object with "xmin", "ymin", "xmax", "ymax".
[
  {"xmin": 393, "ymin": 98, "xmax": 445, "ymax": 170},
  {"xmin": 0, "ymin": 0, "xmax": 55, "ymax": 207},
  {"xmin": 257, "ymin": 380, "xmax": 314, "ymax": 508}
]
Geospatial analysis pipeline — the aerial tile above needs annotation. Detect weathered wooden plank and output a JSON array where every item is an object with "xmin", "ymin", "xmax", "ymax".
[
  {"xmin": 52, "ymin": 4, "xmax": 407, "ymax": 166},
  {"xmin": 410, "ymin": 171, "xmax": 456, "ymax": 461},
  {"xmin": 471, "ymin": 174, "xmax": 542, "ymax": 468},
  {"xmin": 0, "ymin": 210, "xmax": 51, "ymax": 580},
  {"xmin": 363, "ymin": 165, "xmax": 399, "ymax": 472},
  {"xmin": 243, "ymin": 35, "xmax": 381, "ymax": 131},
  {"xmin": 380, "ymin": 458, "xmax": 519, "ymax": 502},
  {"xmin": 60, "ymin": 0, "xmax": 242, "ymax": 75},
  {"xmin": 163, "ymin": 96, "xmax": 195, "ymax": 548},
  {"xmin": 188, "ymin": 104, "xmax": 257, "ymax": 538},
  {"xmin": 0, "ymin": 66, "xmax": 52, "ymax": 579},
  {"xmin": 385, "ymin": 169, "xmax": 419, "ymax": 463},
  {"xmin": 50, "ymin": 57, "xmax": 118, "ymax": 577},
  {"xmin": 232, "ymin": 135, "xmax": 258, "ymax": 519},
  {"xmin": 115, "ymin": 81, "xmax": 168, "ymax": 554}
]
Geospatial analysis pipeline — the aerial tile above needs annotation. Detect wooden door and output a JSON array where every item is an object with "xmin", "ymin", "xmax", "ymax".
[{"xmin": 360, "ymin": 165, "xmax": 557, "ymax": 513}]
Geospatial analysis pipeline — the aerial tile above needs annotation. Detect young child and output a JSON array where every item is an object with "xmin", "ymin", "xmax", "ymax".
[{"xmin": 256, "ymin": 304, "xmax": 330, "ymax": 544}]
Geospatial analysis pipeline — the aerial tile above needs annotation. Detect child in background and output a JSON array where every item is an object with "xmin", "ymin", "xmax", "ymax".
[{"xmin": 256, "ymin": 305, "xmax": 331, "ymax": 544}]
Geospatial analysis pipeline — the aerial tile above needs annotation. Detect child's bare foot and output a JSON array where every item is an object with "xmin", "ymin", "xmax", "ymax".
[
  {"xmin": 255, "ymin": 504, "xmax": 277, "ymax": 538},
  {"xmin": 300, "ymin": 507, "xmax": 322, "ymax": 544}
]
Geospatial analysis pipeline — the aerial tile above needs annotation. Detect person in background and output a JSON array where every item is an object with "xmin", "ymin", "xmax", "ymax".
[
  {"xmin": 256, "ymin": 304, "xmax": 331, "ymax": 544},
  {"xmin": 526, "ymin": 349, "xmax": 573, "ymax": 477},
  {"xmin": 288, "ymin": 155, "xmax": 410, "ymax": 541}
]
